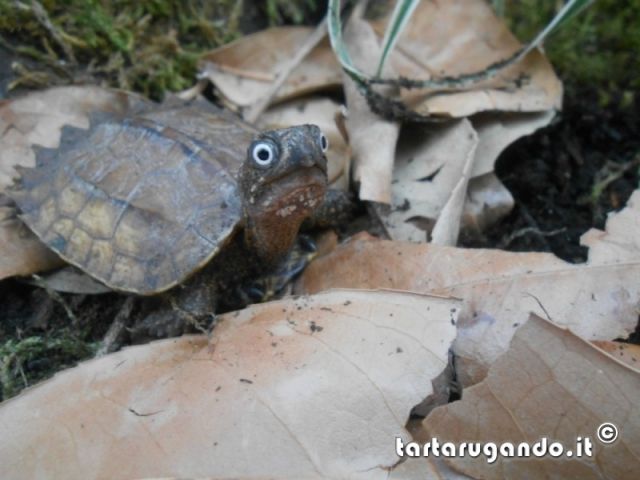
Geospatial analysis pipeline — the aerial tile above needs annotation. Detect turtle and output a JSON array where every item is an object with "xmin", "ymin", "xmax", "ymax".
[{"xmin": 9, "ymin": 98, "xmax": 350, "ymax": 340}]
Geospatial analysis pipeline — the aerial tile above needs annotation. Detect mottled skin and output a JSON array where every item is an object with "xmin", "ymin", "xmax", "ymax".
[
  {"xmin": 239, "ymin": 125, "xmax": 328, "ymax": 267},
  {"xmin": 10, "ymin": 101, "xmax": 348, "ymax": 340}
]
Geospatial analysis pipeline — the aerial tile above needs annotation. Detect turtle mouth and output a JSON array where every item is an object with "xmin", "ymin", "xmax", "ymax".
[
  {"xmin": 256, "ymin": 165, "xmax": 327, "ymax": 212},
  {"xmin": 263, "ymin": 164, "xmax": 327, "ymax": 192}
]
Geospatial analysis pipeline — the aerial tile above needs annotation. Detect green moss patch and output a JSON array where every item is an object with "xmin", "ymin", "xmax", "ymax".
[
  {"xmin": 0, "ymin": 0, "xmax": 319, "ymax": 98},
  {"xmin": 503, "ymin": 0, "xmax": 639, "ymax": 104}
]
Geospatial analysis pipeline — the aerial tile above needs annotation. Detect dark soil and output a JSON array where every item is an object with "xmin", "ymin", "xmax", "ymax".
[{"xmin": 462, "ymin": 87, "xmax": 640, "ymax": 263}]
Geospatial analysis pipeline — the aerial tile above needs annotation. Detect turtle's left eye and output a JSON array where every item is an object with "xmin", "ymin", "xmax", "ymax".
[
  {"xmin": 320, "ymin": 133, "xmax": 329, "ymax": 152},
  {"xmin": 252, "ymin": 142, "xmax": 276, "ymax": 167}
]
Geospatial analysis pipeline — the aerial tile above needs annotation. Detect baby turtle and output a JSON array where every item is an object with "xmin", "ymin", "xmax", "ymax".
[{"xmin": 10, "ymin": 100, "xmax": 345, "ymax": 338}]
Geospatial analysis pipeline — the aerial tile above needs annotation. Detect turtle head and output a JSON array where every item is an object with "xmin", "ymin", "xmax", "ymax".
[{"xmin": 239, "ymin": 124, "xmax": 329, "ymax": 266}]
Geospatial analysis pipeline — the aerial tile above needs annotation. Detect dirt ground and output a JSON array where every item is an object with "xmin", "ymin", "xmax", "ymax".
[{"xmin": 464, "ymin": 87, "xmax": 640, "ymax": 263}]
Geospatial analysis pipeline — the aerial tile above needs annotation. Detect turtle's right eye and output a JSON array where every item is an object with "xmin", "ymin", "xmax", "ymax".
[{"xmin": 252, "ymin": 142, "xmax": 276, "ymax": 167}]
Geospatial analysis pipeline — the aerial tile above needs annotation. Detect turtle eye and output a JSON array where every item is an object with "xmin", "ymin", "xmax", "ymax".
[
  {"xmin": 252, "ymin": 142, "xmax": 276, "ymax": 167},
  {"xmin": 320, "ymin": 133, "xmax": 329, "ymax": 152}
]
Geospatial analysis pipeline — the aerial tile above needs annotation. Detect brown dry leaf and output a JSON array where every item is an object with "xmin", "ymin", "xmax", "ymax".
[
  {"xmin": 378, "ymin": 120, "xmax": 478, "ymax": 242},
  {"xmin": 368, "ymin": 0, "xmax": 563, "ymax": 117},
  {"xmin": 376, "ymin": 111, "xmax": 553, "ymax": 243},
  {"xmin": 0, "ymin": 199, "xmax": 63, "ymax": 279},
  {"xmin": 199, "ymin": 27, "xmax": 341, "ymax": 110},
  {"xmin": 0, "ymin": 289, "xmax": 459, "ymax": 479},
  {"xmin": 343, "ymin": 18, "xmax": 401, "ymax": 204},
  {"xmin": 592, "ymin": 341, "xmax": 640, "ymax": 372},
  {"xmin": 296, "ymin": 189, "xmax": 640, "ymax": 386},
  {"xmin": 462, "ymin": 173, "xmax": 514, "ymax": 236},
  {"xmin": 582, "ymin": 190, "xmax": 640, "ymax": 263},
  {"xmin": 456, "ymin": 112, "xmax": 554, "ymax": 238},
  {"xmin": 421, "ymin": 314, "xmax": 640, "ymax": 480},
  {"xmin": 425, "ymin": 125, "xmax": 477, "ymax": 246},
  {"xmin": 258, "ymin": 97, "xmax": 350, "ymax": 190}
]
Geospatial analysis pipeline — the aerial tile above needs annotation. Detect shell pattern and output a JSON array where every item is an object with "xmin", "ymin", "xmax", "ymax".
[{"xmin": 11, "ymin": 102, "xmax": 257, "ymax": 294}]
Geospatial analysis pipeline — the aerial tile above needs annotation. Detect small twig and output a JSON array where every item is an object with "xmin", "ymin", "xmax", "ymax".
[
  {"xmin": 524, "ymin": 293, "xmax": 552, "ymax": 322},
  {"xmin": 18, "ymin": 363, "xmax": 28, "ymax": 388},
  {"xmin": 518, "ymin": 203, "xmax": 553, "ymax": 251},
  {"xmin": 243, "ymin": 16, "xmax": 329, "ymax": 123},
  {"xmin": 361, "ymin": 0, "xmax": 586, "ymax": 93},
  {"xmin": 29, "ymin": 0, "xmax": 77, "ymax": 64},
  {"xmin": 367, "ymin": 47, "xmax": 525, "ymax": 91},
  {"xmin": 498, "ymin": 226, "xmax": 566, "ymax": 249},
  {"xmin": 8, "ymin": 62, "xmax": 53, "ymax": 90},
  {"xmin": 96, "ymin": 297, "xmax": 135, "ymax": 357}
]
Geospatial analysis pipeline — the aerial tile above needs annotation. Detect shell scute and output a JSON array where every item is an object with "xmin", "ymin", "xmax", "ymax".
[
  {"xmin": 76, "ymin": 194, "xmax": 122, "ymax": 239},
  {"xmin": 57, "ymin": 183, "xmax": 88, "ymax": 218},
  {"xmin": 50, "ymin": 218, "xmax": 74, "ymax": 241},
  {"xmin": 86, "ymin": 240, "xmax": 113, "ymax": 274},
  {"xmin": 67, "ymin": 227, "xmax": 93, "ymax": 264}
]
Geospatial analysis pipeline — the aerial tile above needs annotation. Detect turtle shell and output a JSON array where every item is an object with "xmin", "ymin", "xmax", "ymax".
[{"xmin": 11, "ymin": 101, "xmax": 257, "ymax": 294}]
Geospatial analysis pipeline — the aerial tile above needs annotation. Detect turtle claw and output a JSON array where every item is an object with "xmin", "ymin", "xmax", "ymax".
[
  {"xmin": 232, "ymin": 284, "xmax": 266, "ymax": 307},
  {"xmin": 297, "ymin": 234, "xmax": 317, "ymax": 253},
  {"xmin": 252, "ymin": 241, "xmax": 317, "ymax": 299},
  {"xmin": 245, "ymin": 284, "xmax": 266, "ymax": 302}
]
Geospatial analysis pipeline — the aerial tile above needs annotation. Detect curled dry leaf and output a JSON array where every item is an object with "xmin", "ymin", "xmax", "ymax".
[
  {"xmin": 343, "ymin": 18, "xmax": 400, "ymax": 204},
  {"xmin": 199, "ymin": 27, "xmax": 341, "ymax": 110},
  {"xmin": 377, "ymin": 120, "xmax": 478, "ymax": 242},
  {"xmin": 457, "ymin": 110, "xmax": 555, "ymax": 235},
  {"xmin": 592, "ymin": 341, "xmax": 640, "ymax": 373},
  {"xmin": 376, "ymin": 110, "xmax": 553, "ymax": 243},
  {"xmin": 368, "ymin": 0, "xmax": 563, "ymax": 117},
  {"xmin": 0, "ymin": 289, "xmax": 459, "ymax": 479},
  {"xmin": 421, "ymin": 314, "xmax": 640, "ymax": 480},
  {"xmin": 296, "ymin": 188, "xmax": 640, "ymax": 386},
  {"xmin": 426, "ymin": 125, "xmax": 477, "ymax": 246},
  {"xmin": 462, "ymin": 173, "xmax": 514, "ymax": 236},
  {"xmin": 470, "ymin": 110, "xmax": 556, "ymax": 178},
  {"xmin": 258, "ymin": 97, "xmax": 350, "ymax": 190}
]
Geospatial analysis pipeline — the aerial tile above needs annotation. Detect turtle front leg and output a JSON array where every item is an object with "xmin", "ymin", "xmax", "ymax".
[
  {"xmin": 231, "ymin": 234, "xmax": 318, "ymax": 306},
  {"xmin": 303, "ymin": 188, "xmax": 358, "ymax": 230},
  {"xmin": 129, "ymin": 280, "xmax": 218, "ymax": 343}
]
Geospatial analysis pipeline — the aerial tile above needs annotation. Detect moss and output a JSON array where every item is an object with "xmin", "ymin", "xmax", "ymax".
[
  {"xmin": 0, "ymin": 332, "xmax": 98, "ymax": 400},
  {"xmin": 502, "ymin": 0, "xmax": 640, "ymax": 103},
  {"xmin": 0, "ymin": 0, "xmax": 321, "ymax": 99},
  {"xmin": 264, "ymin": 0, "xmax": 318, "ymax": 25}
]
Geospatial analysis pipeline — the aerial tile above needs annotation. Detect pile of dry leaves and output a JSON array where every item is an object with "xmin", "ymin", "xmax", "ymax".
[{"xmin": 0, "ymin": 1, "xmax": 638, "ymax": 479}]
